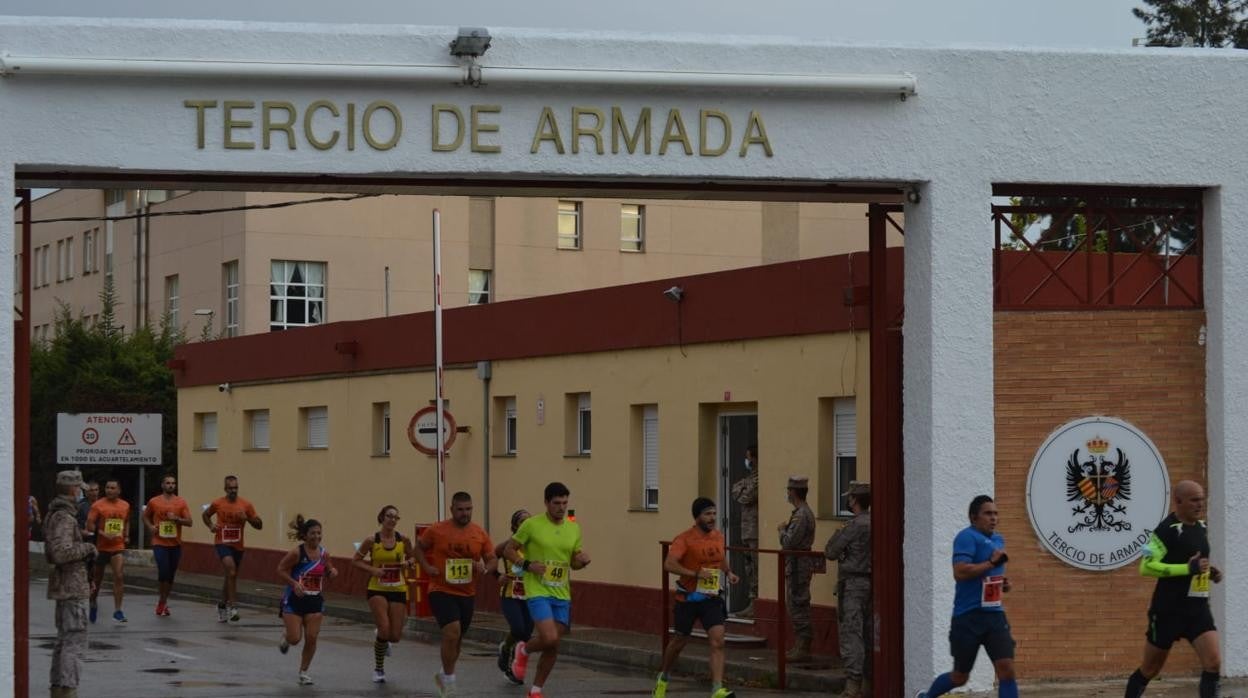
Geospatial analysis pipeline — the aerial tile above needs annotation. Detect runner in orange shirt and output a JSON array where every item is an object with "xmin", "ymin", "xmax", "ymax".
[
  {"xmin": 142, "ymin": 472, "xmax": 192, "ymax": 617},
  {"xmin": 416, "ymin": 491, "xmax": 495, "ymax": 697},
  {"xmin": 201, "ymin": 475, "xmax": 263, "ymax": 622},
  {"xmin": 86, "ymin": 478, "xmax": 131, "ymax": 624},
  {"xmin": 653, "ymin": 497, "xmax": 739, "ymax": 698}
]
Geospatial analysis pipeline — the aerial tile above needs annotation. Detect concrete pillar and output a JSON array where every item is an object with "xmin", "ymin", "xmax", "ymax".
[
  {"xmin": 1203, "ymin": 186, "xmax": 1248, "ymax": 676},
  {"xmin": 902, "ymin": 177, "xmax": 996, "ymax": 693}
]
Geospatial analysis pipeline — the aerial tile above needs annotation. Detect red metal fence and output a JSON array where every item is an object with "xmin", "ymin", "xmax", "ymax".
[{"xmin": 993, "ymin": 187, "xmax": 1203, "ymax": 310}]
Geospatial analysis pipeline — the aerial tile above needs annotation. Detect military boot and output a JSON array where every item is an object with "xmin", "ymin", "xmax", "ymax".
[
  {"xmin": 785, "ymin": 637, "xmax": 812, "ymax": 663},
  {"xmin": 842, "ymin": 676, "xmax": 862, "ymax": 697}
]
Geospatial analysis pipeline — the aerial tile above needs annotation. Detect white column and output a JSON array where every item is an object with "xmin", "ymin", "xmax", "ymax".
[
  {"xmin": 903, "ymin": 177, "xmax": 996, "ymax": 693},
  {"xmin": 1203, "ymin": 186, "xmax": 1248, "ymax": 676},
  {"xmin": 0, "ymin": 167, "xmax": 16, "ymax": 685}
]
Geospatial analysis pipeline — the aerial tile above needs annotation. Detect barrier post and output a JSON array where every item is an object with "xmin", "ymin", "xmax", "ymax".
[
  {"xmin": 777, "ymin": 550, "xmax": 787, "ymax": 690},
  {"xmin": 408, "ymin": 523, "xmax": 433, "ymax": 617},
  {"xmin": 660, "ymin": 541, "xmax": 671, "ymax": 654}
]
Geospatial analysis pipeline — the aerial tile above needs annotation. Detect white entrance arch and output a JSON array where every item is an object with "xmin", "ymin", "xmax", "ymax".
[{"xmin": 3, "ymin": 17, "xmax": 1248, "ymax": 695}]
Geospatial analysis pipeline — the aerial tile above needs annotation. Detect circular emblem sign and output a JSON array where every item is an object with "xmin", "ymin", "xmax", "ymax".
[{"xmin": 1026, "ymin": 416, "xmax": 1170, "ymax": 571}]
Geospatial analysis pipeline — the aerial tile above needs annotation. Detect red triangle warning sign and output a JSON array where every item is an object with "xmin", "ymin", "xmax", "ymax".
[{"xmin": 117, "ymin": 428, "xmax": 137, "ymax": 446}]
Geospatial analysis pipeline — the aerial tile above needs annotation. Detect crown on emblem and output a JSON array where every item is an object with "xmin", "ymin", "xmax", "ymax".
[{"xmin": 1087, "ymin": 436, "xmax": 1109, "ymax": 454}]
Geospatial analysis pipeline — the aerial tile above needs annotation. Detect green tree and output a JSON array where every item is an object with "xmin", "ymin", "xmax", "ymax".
[
  {"xmin": 1133, "ymin": 0, "xmax": 1248, "ymax": 48},
  {"xmin": 29, "ymin": 277, "xmax": 185, "ymax": 508}
]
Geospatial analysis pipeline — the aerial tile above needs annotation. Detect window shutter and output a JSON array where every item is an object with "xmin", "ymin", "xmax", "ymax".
[
  {"xmin": 307, "ymin": 407, "xmax": 328, "ymax": 448},
  {"xmin": 202, "ymin": 413, "xmax": 218, "ymax": 449},
  {"xmin": 252, "ymin": 411, "xmax": 270, "ymax": 449},
  {"xmin": 643, "ymin": 406, "xmax": 659, "ymax": 508},
  {"xmin": 834, "ymin": 407, "xmax": 856, "ymax": 457}
]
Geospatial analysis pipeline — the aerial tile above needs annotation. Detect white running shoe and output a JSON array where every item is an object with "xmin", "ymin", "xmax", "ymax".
[
  {"xmin": 229, "ymin": 605, "xmax": 241, "ymax": 622},
  {"xmin": 216, "ymin": 604, "xmax": 228, "ymax": 623},
  {"xmin": 298, "ymin": 671, "xmax": 314, "ymax": 685},
  {"xmin": 279, "ymin": 637, "xmax": 290, "ymax": 654},
  {"xmin": 372, "ymin": 670, "xmax": 386, "ymax": 683}
]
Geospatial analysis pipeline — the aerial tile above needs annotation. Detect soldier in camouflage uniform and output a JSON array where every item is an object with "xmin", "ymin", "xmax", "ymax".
[
  {"xmin": 778, "ymin": 474, "xmax": 816, "ymax": 662},
  {"xmin": 730, "ymin": 445, "xmax": 759, "ymax": 615},
  {"xmin": 45, "ymin": 470, "xmax": 98, "ymax": 698},
  {"xmin": 825, "ymin": 482, "xmax": 871, "ymax": 698}
]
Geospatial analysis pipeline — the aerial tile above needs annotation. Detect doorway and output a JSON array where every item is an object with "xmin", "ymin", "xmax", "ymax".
[{"xmin": 717, "ymin": 411, "xmax": 757, "ymax": 614}]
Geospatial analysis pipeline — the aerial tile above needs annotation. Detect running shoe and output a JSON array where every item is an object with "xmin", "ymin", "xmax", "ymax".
[
  {"xmin": 298, "ymin": 671, "xmax": 314, "ymax": 685},
  {"xmin": 653, "ymin": 674, "xmax": 668, "ymax": 697},
  {"xmin": 510, "ymin": 642, "xmax": 529, "ymax": 681},
  {"xmin": 112, "ymin": 610, "xmax": 127, "ymax": 623},
  {"xmin": 710, "ymin": 689, "xmax": 736, "ymax": 698},
  {"xmin": 229, "ymin": 605, "xmax": 240, "ymax": 622},
  {"xmin": 89, "ymin": 603, "xmax": 97, "ymax": 624},
  {"xmin": 385, "ymin": 641, "xmax": 392, "ymax": 657},
  {"xmin": 497, "ymin": 639, "xmax": 510, "ymax": 673},
  {"xmin": 504, "ymin": 667, "xmax": 524, "ymax": 686},
  {"xmin": 216, "ymin": 603, "xmax": 228, "ymax": 623},
  {"xmin": 154, "ymin": 602, "xmax": 165, "ymax": 616},
  {"xmin": 915, "ymin": 693, "xmax": 928, "ymax": 698},
  {"xmin": 372, "ymin": 670, "xmax": 386, "ymax": 683},
  {"xmin": 434, "ymin": 672, "xmax": 457, "ymax": 697},
  {"xmin": 279, "ymin": 637, "xmax": 290, "ymax": 655},
  {"xmin": 160, "ymin": 605, "xmax": 171, "ymax": 617},
  {"xmin": 529, "ymin": 688, "xmax": 544, "ymax": 698}
]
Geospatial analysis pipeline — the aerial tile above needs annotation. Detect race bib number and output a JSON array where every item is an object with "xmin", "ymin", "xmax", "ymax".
[
  {"xmin": 302, "ymin": 574, "xmax": 323, "ymax": 595},
  {"xmin": 511, "ymin": 579, "xmax": 527, "ymax": 599},
  {"xmin": 158, "ymin": 520, "xmax": 178, "ymax": 538},
  {"xmin": 542, "ymin": 560, "xmax": 570, "ymax": 588},
  {"xmin": 697, "ymin": 569, "xmax": 721, "ymax": 594},
  {"xmin": 221, "ymin": 524, "xmax": 242, "ymax": 544},
  {"xmin": 378, "ymin": 564, "xmax": 403, "ymax": 586},
  {"xmin": 104, "ymin": 518, "xmax": 124, "ymax": 535},
  {"xmin": 981, "ymin": 575, "xmax": 1004, "ymax": 608},
  {"xmin": 445, "ymin": 558, "xmax": 473, "ymax": 585},
  {"xmin": 1189, "ymin": 571, "xmax": 1211, "ymax": 598}
]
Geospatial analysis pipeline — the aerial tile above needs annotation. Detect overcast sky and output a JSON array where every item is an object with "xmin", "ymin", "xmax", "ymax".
[{"xmin": 5, "ymin": 0, "xmax": 1149, "ymax": 50}]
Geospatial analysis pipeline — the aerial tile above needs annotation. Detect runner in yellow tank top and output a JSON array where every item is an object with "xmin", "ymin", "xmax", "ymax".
[{"xmin": 352, "ymin": 504, "xmax": 415, "ymax": 685}]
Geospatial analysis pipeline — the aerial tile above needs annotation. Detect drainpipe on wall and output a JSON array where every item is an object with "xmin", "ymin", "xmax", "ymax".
[{"xmin": 478, "ymin": 360, "xmax": 492, "ymax": 533}]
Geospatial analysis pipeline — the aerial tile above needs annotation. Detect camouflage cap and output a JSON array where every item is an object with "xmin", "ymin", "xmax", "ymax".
[
  {"xmin": 842, "ymin": 481, "xmax": 870, "ymax": 499},
  {"xmin": 786, "ymin": 475, "xmax": 810, "ymax": 489},
  {"xmin": 56, "ymin": 470, "xmax": 84, "ymax": 487}
]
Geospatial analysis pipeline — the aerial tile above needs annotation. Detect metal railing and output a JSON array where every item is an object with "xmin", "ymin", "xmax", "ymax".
[{"xmin": 658, "ymin": 541, "xmax": 826, "ymax": 690}]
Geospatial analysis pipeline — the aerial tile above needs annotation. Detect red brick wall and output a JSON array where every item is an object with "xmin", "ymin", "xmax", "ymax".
[{"xmin": 994, "ymin": 309, "xmax": 1207, "ymax": 679}]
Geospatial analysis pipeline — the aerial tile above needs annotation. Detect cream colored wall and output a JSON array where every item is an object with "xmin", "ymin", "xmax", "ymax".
[
  {"xmin": 27, "ymin": 190, "xmax": 886, "ymax": 341},
  {"xmin": 178, "ymin": 332, "xmax": 870, "ymax": 608}
]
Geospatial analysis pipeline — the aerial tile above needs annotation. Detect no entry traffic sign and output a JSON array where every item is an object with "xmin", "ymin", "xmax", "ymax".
[{"xmin": 407, "ymin": 406, "xmax": 457, "ymax": 456}]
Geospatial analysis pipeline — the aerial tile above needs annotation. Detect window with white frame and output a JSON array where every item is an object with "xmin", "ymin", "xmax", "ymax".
[
  {"xmin": 303, "ymin": 406, "xmax": 329, "ymax": 449},
  {"xmin": 223, "ymin": 261, "xmax": 240, "ymax": 338},
  {"xmin": 505, "ymin": 397, "xmax": 517, "ymax": 454},
  {"xmin": 577, "ymin": 393, "xmax": 592, "ymax": 454},
  {"xmin": 55, "ymin": 240, "xmax": 64, "ymax": 282},
  {"xmin": 197, "ymin": 412, "xmax": 218, "ymax": 450},
  {"xmin": 64, "ymin": 238, "xmax": 74, "ymax": 280},
  {"xmin": 620, "ymin": 204, "xmax": 645, "ymax": 252},
  {"xmin": 105, "ymin": 196, "xmax": 123, "ymax": 278},
  {"xmin": 270, "ymin": 260, "xmax": 326, "ymax": 331},
  {"xmin": 372, "ymin": 402, "xmax": 391, "ymax": 456},
  {"xmin": 557, "ymin": 200, "xmax": 582, "ymax": 250},
  {"xmin": 83, "ymin": 229, "xmax": 97, "ymax": 274},
  {"xmin": 834, "ymin": 398, "xmax": 858, "ymax": 517},
  {"xmin": 468, "ymin": 269, "xmax": 492, "ymax": 305},
  {"xmin": 642, "ymin": 405, "xmax": 659, "ymax": 509},
  {"xmin": 165, "ymin": 275, "xmax": 180, "ymax": 328},
  {"xmin": 247, "ymin": 409, "xmax": 270, "ymax": 450}
]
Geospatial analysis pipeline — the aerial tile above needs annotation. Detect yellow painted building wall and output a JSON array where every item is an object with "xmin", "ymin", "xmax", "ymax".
[{"xmin": 178, "ymin": 331, "xmax": 869, "ymax": 607}]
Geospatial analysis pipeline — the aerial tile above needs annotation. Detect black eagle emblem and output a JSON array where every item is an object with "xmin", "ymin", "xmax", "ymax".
[{"xmin": 1065, "ymin": 447, "xmax": 1132, "ymax": 533}]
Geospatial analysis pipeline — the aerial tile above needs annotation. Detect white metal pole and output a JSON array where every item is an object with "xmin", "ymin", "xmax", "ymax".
[{"xmin": 433, "ymin": 209, "xmax": 446, "ymax": 521}]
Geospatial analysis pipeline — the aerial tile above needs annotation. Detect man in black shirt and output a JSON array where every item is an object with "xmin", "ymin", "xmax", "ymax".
[{"xmin": 1124, "ymin": 480, "xmax": 1222, "ymax": 698}]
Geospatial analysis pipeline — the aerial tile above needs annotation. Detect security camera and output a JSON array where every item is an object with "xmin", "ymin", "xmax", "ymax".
[
  {"xmin": 663, "ymin": 286, "xmax": 684, "ymax": 303},
  {"xmin": 218, "ymin": 383, "xmax": 231, "ymax": 393}
]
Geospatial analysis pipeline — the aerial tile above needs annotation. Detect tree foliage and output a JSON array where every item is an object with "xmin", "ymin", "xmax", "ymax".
[
  {"xmin": 1133, "ymin": 0, "xmax": 1248, "ymax": 48},
  {"xmin": 29, "ymin": 278, "xmax": 184, "ymax": 506}
]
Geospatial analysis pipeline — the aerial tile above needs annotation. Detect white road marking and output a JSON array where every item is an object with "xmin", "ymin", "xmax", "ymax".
[{"xmin": 143, "ymin": 647, "xmax": 196, "ymax": 661}]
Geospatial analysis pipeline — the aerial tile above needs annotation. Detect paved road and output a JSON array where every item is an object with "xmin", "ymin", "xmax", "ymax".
[{"xmin": 29, "ymin": 580, "xmax": 825, "ymax": 697}]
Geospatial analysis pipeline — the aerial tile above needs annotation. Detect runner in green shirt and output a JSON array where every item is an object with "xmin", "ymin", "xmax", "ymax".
[{"xmin": 503, "ymin": 482, "xmax": 591, "ymax": 698}]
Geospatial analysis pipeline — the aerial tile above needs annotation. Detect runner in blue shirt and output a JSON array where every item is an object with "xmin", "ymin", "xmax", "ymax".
[{"xmin": 916, "ymin": 495, "xmax": 1018, "ymax": 698}]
